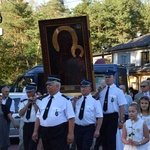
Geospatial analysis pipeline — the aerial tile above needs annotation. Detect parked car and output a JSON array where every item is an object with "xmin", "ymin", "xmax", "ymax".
[{"xmin": 9, "ymin": 93, "xmax": 25, "ymax": 138}]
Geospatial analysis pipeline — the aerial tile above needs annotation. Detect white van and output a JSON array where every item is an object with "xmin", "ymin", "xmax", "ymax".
[{"xmin": 9, "ymin": 93, "xmax": 25, "ymax": 138}]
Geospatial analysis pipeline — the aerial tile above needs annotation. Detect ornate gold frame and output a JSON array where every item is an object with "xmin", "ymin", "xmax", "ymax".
[{"xmin": 39, "ymin": 16, "xmax": 95, "ymax": 93}]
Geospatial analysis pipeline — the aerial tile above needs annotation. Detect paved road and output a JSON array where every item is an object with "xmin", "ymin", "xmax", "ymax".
[
  {"xmin": 8, "ymin": 145, "xmax": 19, "ymax": 150},
  {"xmin": 8, "ymin": 138, "xmax": 19, "ymax": 150}
]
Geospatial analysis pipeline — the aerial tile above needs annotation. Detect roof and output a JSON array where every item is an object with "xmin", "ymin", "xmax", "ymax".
[
  {"xmin": 129, "ymin": 63, "xmax": 150, "ymax": 75},
  {"xmin": 107, "ymin": 33, "xmax": 150, "ymax": 52}
]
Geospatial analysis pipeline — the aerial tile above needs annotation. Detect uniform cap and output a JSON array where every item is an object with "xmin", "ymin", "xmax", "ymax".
[
  {"xmin": 26, "ymin": 83, "xmax": 36, "ymax": 92},
  {"xmin": 46, "ymin": 75, "xmax": 61, "ymax": 84},
  {"xmin": 80, "ymin": 79, "xmax": 92, "ymax": 87},
  {"xmin": 105, "ymin": 70, "xmax": 115, "ymax": 76}
]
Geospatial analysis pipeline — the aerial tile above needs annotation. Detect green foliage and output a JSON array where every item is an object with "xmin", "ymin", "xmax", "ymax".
[
  {"xmin": 0, "ymin": 0, "xmax": 41, "ymax": 85},
  {"xmin": 0, "ymin": 0, "xmax": 150, "ymax": 86},
  {"xmin": 140, "ymin": 3, "xmax": 150, "ymax": 34},
  {"xmin": 73, "ymin": 0, "xmax": 92, "ymax": 16},
  {"xmin": 35, "ymin": 0, "xmax": 70, "ymax": 20},
  {"xmin": 72, "ymin": 0, "xmax": 148, "ymax": 53}
]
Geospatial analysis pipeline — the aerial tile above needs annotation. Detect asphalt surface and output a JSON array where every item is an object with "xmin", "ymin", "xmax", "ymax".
[
  {"xmin": 8, "ymin": 145, "xmax": 19, "ymax": 150},
  {"xmin": 8, "ymin": 138, "xmax": 19, "ymax": 150}
]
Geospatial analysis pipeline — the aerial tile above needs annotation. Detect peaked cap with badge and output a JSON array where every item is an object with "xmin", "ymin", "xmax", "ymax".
[
  {"xmin": 105, "ymin": 70, "xmax": 115, "ymax": 76},
  {"xmin": 46, "ymin": 75, "xmax": 61, "ymax": 84},
  {"xmin": 26, "ymin": 83, "xmax": 36, "ymax": 92},
  {"xmin": 80, "ymin": 79, "xmax": 92, "ymax": 87}
]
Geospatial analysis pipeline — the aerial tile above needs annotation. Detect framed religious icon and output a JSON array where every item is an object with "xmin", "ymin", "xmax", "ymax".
[{"xmin": 39, "ymin": 15, "xmax": 95, "ymax": 93}]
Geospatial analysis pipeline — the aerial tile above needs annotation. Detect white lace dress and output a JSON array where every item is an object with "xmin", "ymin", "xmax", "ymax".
[
  {"xmin": 138, "ymin": 114, "xmax": 150, "ymax": 150},
  {"xmin": 123, "ymin": 119, "xmax": 148, "ymax": 150}
]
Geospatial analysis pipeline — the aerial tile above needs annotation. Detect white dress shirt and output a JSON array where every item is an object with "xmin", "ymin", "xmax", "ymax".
[
  {"xmin": 2, "ymin": 97, "xmax": 15, "ymax": 112},
  {"xmin": 99, "ymin": 84, "xmax": 127, "ymax": 114},
  {"xmin": 75, "ymin": 94, "xmax": 103, "ymax": 126},
  {"xmin": 19, "ymin": 97, "xmax": 41, "ymax": 123},
  {"xmin": 37, "ymin": 92, "xmax": 75, "ymax": 127}
]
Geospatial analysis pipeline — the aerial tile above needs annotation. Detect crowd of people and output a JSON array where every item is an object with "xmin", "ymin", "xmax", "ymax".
[{"xmin": 0, "ymin": 72, "xmax": 150, "ymax": 150}]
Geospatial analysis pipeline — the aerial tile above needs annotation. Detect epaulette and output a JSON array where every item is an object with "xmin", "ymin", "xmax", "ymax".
[
  {"xmin": 20, "ymin": 93, "xmax": 49, "ymax": 102},
  {"xmin": 62, "ymin": 94, "xmax": 70, "ymax": 100},
  {"xmin": 38, "ymin": 93, "xmax": 49, "ymax": 100},
  {"xmin": 92, "ymin": 95, "xmax": 99, "ymax": 100},
  {"xmin": 20, "ymin": 99, "xmax": 28, "ymax": 102},
  {"xmin": 78, "ymin": 95, "xmax": 82, "ymax": 99}
]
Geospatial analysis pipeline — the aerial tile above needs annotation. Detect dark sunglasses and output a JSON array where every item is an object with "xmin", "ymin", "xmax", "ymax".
[
  {"xmin": 105, "ymin": 76, "xmax": 111, "ymax": 78},
  {"xmin": 140, "ymin": 85, "xmax": 147, "ymax": 88},
  {"xmin": 26, "ymin": 91, "xmax": 32, "ymax": 93}
]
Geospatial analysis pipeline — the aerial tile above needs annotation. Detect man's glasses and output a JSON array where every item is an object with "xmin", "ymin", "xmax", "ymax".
[{"xmin": 140, "ymin": 85, "xmax": 147, "ymax": 88}]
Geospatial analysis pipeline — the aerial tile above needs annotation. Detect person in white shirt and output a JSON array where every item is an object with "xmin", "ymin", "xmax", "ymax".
[
  {"xmin": 1, "ymin": 86, "xmax": 15, "ymax": 113},
  {"xmin": 119, "ymin": 85, "xmax": 133, "ymax": 121},
  {"xmin": 32, "ymin": 75, "xmax": 75, "ymax": 150},
  {"xmin": 1, "ymin": 86, "xmax": 15, "ymax": 135},
  {"xmin": 94, "ymin": 70, "xmax": 127, "ymax": 150},
  {"xmin": 18, "ymin": 94, "xmax": 26, "ymax": 150},
  {"xmin": 74, "ymin": 79, "xmax": 103, "ymax": 150},
  {"xmin": 19, "ymin": 84, "xmax": 40, "ymax": 150}
]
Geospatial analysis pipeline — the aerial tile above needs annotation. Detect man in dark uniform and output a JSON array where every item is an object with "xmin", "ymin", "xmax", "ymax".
[
  {"xmin": 32, "ymin": 75, "xmax": 75, "ymax": 150},
  {"xmin": 74, "ymin": 80, "xmax": 103, "ymax": 150},
  {"xmin": 19, "ymin": 84, "xmax": 40, "ymax": 150},
  {"xmin": 94, "ymin": 70, "xmax": 126, "ymax": 150}
]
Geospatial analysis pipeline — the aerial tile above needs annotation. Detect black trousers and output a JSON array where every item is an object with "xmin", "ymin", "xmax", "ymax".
[
  {"xmin": 23, "ymin": 122, "xmax": 37, "ymax": 150},
  {"xmin": 94, "ymin": 112, "xmax": 118, "ymax": 150},
  {"xmin": 41, "ymin": 122, "xmax": 68, "ymax": 150},
  {"xmin": 124, "ymin": 114, "xmax": 129, "ymax": 121},
  {"xmin": 74, "ymin": 124, "xmax": 95, "ymax": 150}
]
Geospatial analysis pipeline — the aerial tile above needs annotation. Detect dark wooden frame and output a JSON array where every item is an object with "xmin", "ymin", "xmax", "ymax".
[{"xmin": 39, "ymin": 16, "xmax": 95, "ymax": 93}]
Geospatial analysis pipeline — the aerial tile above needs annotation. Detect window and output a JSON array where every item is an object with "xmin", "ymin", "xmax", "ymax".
[
  {"xmin": 141, "ymin": 51, "xmax": 149, "ymax": 65},
  {"xmin": 118, "ymin": 71, "xmax": 128, "ymax": 93},
  {"xmin": 13, "ymin": 98, "xmax": 20, "ymax": 113},
  {"xmin": 95, "ymin": 74, "xmax": 105, "ymax": 89},
  {"xmin": 118, "ymin": 53, "xmax": 130, "ymax": 66}
]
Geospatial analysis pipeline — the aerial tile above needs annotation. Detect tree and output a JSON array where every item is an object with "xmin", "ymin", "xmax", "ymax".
[
  {"xmin": 0, "ymin": 0, "xmax": 149, "ymax": 85},
  {"xmin": 0, "ymin": 0, "xmax": 41, "ymax": 84},
  {"xmin": 0, "ymin": 0, "xmax": 71, "ymax": 85},
  {"xmin": 72, "ymin": 0, "xmax": 91, "ymax": 16},
  {"xmin": 72, "ymin": 0, "xmax": 145, "ymax": 53},
  {"xmin": 35, "ymin": 0, "xmax": 70, "ymax": 20},
  {"xmin": 140, "ymin": 1, "xmax": 150, "ymax": 34}
]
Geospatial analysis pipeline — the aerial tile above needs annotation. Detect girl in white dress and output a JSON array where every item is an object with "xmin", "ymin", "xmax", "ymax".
[
  {"xmin": 122, "ymin": 103, "xmax": 149, "ymax": 150},
  {"xmin": 138, "ymin": 96, "xmax": 150, "ymax": 149}
]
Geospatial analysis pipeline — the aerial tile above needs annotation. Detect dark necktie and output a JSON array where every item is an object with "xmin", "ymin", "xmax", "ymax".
[
  {"xmin": 26, "ymin": 103, "xmax": 32, "ymax": 120},
  {"xmin": 103, "ymin": 86, "xmax": 110, "ymax": 111},
  {"xmin": 79, "ymin": 96, "xmax": 86, "ymax": 120},
  {"xmin": 43, "ymin": 96, "xmax": 53, "ymax": 120}
]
